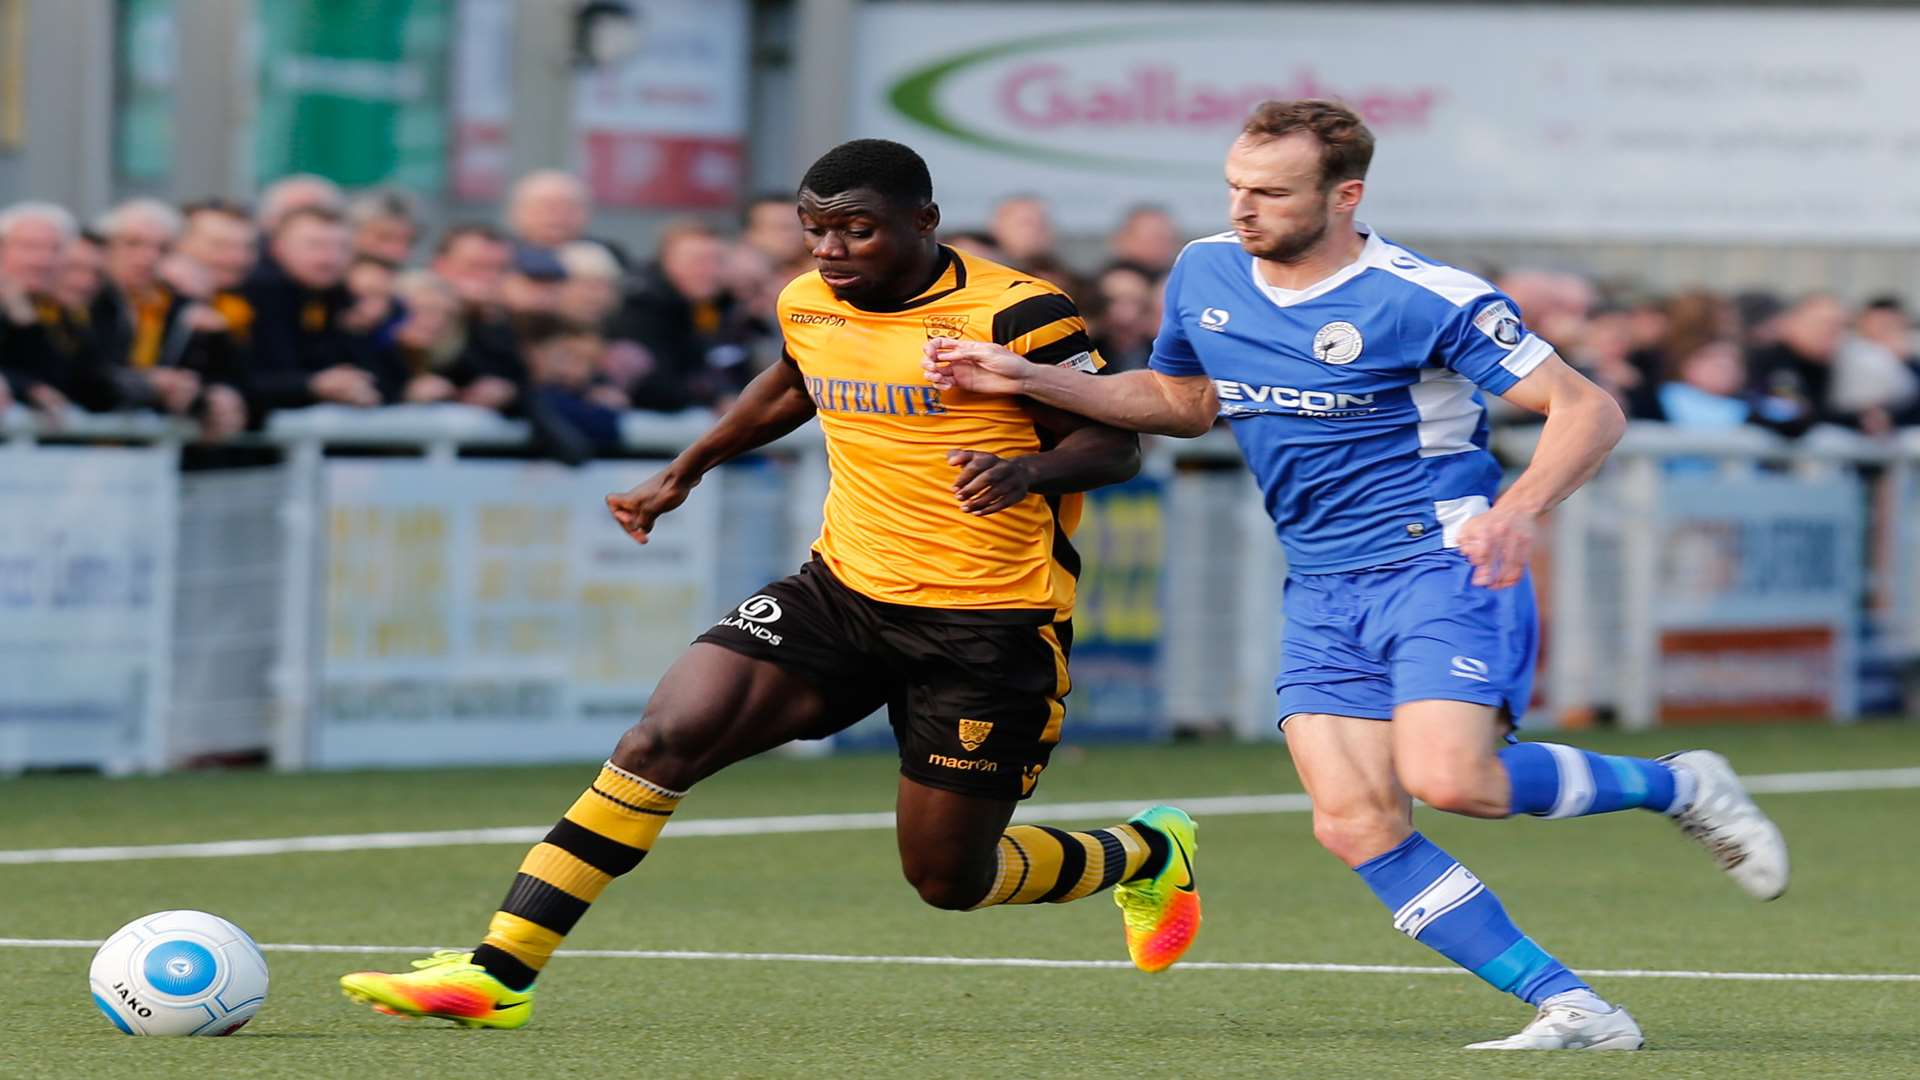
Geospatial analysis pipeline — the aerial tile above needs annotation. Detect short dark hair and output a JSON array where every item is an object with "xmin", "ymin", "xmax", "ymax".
[
  {"xmin": 1241, "ymin": 99, "xmax": 1375, "ymax": 189},
  {"xmin": 435, "ymin": 222, "xmax": 510, "ymax": 257},
  {"xmin": 798, "ymin": 139, "xmax": 932, "ymax": 209}
]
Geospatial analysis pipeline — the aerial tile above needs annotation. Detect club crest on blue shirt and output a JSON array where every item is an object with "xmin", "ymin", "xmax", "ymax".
[{"xmin": 1312, "ymin": 320, "xmax": 1364, "ymax": 365}]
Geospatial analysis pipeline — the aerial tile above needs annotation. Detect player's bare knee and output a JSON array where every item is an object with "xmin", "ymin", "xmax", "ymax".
[
  {"xmin": 1312, "ymin": 810, "xmax": 1406, "ymax": 867},
  {"xmin": 1401, "ymin": 763, "xmax": 1505, "ymax": 818},
  {"xmin": 610, "ymin": 720, "xmax": 699, "ymax": 791},
  {"xmin": 911, "ymin": 875, "xmax": 985, "ymax": 911},
  {"xmin": 902, "ymin": 862, "xmax": 991, "ymax": 911}
]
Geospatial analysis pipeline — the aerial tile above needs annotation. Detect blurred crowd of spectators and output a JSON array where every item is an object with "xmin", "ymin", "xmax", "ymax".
[
  {"xmin": 1495, "ymin": 271, "xmax": 1920, "ymax": 436},
  {"xmin": 4, "ymin": 178, "xmax": 1917, "ymax": 460},
  {"xmin": 0, "ymin": 172, "xmax": 810, "ymax": 459}
]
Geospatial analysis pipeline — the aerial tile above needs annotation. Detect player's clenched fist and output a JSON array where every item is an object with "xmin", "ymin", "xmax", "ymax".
[
  {"xmin": 1454, "ymin": 505, "xmax": 1537, "ymax": 590},
  {"xmin": 606, "ymin": 469, "xmax": 694, "ymax": 544},
  {"xmin": 947, "ymin": 448, "xmax": 1034, "ymax": 516},
  {"xmin": 923, "ymin": 337, "xmax": 1034, "ymax": 396}
]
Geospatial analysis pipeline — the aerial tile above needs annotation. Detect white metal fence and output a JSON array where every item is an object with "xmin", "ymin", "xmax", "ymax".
[{"xmin": 2, "ymin": 404, "xmax": 1914, "ymax": 773}]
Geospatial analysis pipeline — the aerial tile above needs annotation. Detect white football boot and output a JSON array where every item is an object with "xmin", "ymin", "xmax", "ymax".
[
  {"xmin": 1661, "ymin": 749, "xmax": 1790, "ymax": 901},
  {"xmin": 1465, "ymin": 995, "xmax": 1644, "ymax": 1051}
]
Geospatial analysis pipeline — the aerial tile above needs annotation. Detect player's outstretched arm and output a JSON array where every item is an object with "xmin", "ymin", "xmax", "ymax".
[
  {"xmin": 1455, "ymin": 353, "xmax": 1626, "ymax": 587},
  {"xmin": 924, "ymin": 338, "xmax": 1218, "ymax": 438},
  {"xmin": 606, "ymin": 356, "xmax": 817, "ymax": 544},
  {"xmin": 947, "ymin": 405, "xmax": 1140, "ymax": 516}
]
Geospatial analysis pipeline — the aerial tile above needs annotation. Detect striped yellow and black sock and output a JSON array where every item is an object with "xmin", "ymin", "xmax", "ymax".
[
  {"xmin": 970, "ymin": 823, "xmax": 1170, "ymax": 908},
  {"xmin": 470, "ymin": 761, "xmax": 683, "ymax": 989}
]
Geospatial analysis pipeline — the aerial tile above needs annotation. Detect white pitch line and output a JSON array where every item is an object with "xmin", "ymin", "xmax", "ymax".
[
  {"xmin": 5, "ymin": 765, "xmax": 1918, "ymax": 867},
  {"xmin": 0, "ymin": 795, "xmax": 1311, "ymax": 865},
  {"xmin": 1, "ymin": 937, "xmax": 1916, "ymax": 984}
]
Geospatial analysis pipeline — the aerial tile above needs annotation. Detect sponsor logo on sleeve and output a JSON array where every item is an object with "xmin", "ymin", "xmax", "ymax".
[
  {"xmin": 1472, "ymin": 302, "xmax": 1523, "ymax": 349},
  {"xmin": 1198, "ymin": 307, "xmax": 1231, "ymax": 332}
]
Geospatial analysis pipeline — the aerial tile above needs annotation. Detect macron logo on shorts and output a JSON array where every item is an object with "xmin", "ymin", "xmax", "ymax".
[{"xmin": 1450, "ymin": 655, "xmax": 1491, "ymax": 683}]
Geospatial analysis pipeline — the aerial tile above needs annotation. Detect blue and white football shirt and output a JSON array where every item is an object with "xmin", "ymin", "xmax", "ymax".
[{"xmin": 1150, "ymin": 226, "xmax": 1552, "ymax": 574}]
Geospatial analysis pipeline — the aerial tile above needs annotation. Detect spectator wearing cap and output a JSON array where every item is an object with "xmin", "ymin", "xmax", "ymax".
[
  {"xmin": 608, "ymin": 220, "xmax": 748, "ymax": 412},
  {"xmin": 502, "ymin": 244, "xmax": 568, "ymax": 320},
  {"xmin": 243, "ymin": 206, "xmax": 400, "ymax": 417}
]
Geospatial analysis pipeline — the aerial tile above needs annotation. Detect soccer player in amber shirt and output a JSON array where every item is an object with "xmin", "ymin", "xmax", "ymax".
[{"xmin": 341, "ymin": 140, "xmax": 1201, "ymax": 1029}]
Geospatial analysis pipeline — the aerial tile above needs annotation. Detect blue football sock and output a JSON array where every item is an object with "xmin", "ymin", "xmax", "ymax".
[
  {"xmin": 1499, "ymin": 742, "xmax": 1693, "ymax": 818},
  {"xmin": 1355, "ymin": 832, "xmax": 1587, "ymax": 1006}
]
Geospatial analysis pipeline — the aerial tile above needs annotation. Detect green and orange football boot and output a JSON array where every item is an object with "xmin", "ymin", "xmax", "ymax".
[
  {"xmin": 1113, "ymin": 805, "xmax": 1201, "ymax": 973},
  {"xmin": 340, "ymin": 950, "xmax": 533, "ymax": 1029}
]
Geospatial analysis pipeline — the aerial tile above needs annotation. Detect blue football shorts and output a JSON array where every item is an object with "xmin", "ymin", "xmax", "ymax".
[{"xmin": 1274, "ymin": 550, "xmax": 1538, "ymax": 730}]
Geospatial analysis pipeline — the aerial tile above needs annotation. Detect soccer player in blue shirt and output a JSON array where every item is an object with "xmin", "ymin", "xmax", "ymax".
[{"xmin": 926, "ymin": 99, "xmax": 1789, "ymax": 1051}]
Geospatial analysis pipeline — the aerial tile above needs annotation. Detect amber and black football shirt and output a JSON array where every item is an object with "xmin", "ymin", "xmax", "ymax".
[{"xmin": 777, "ymin": 246, "xmax": 1105, "ymax": 616}]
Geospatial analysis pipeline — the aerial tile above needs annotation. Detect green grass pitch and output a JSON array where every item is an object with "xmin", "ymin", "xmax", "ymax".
[{"xmin": 5, "ymin": 723, "xmax": 1918, "ymax": 1078}]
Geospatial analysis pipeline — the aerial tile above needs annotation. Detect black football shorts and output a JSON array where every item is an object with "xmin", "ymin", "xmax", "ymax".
[{"xmin": 695, "ymin": 556, "xmax": 1070, "ymax": 801}]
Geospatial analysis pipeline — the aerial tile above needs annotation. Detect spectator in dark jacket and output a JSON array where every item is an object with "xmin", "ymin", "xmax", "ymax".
[
  {"xmin": 91, "ymin": 198, "xmax": 212, "ymax": 419},
  {"xmin": 242, "ymin": 206, "xmax": 396, "ymax": 417},
  {"xmin": 1747, "ymin": 293, "xmax": 1854, "ymax": 437},
  {"xmin": 162, "ymin": 200, "xmax": 259, "ymax": 438},
  {"xmin": 257, "ymin": 174, "xmax": 345, "ymax": 236},
  {"xmin": 608, "ymin": 220, "xmax": 749, "ymax": 412},
  {"xmin": 520, "ymin": 313, "xmax": 629, "ymax": 458},
  {"xmin": 430, "ymin": 224, "xmax": 524, "ymax": 412},
  {"xmin": 0, "ymin": 201, "xmax": 114, "ymax": 417}
]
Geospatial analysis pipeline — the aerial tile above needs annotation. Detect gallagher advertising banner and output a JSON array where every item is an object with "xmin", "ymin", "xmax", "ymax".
[{"xmin": 851, "ymin": 4, "xmax": 1920, "ymax": 240}]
